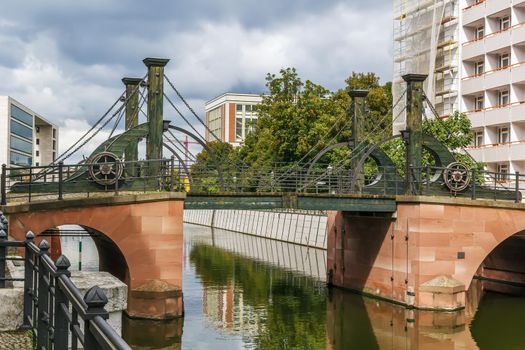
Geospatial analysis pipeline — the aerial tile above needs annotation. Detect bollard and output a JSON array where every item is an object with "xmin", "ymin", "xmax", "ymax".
[
  {"xmin": 54, "ymin": 255, "xmax": 71, "ymax": 348},
  {"xmin": 83, "ymin": 286, "xmax": 110, "ymax": 350},
  {"xmin": 22, "ymin": 231, "xmax": 34, "ymax": 329},
  {"xmin": 37, "ymin": 240, "xmax": 50, "ymax": 348}
]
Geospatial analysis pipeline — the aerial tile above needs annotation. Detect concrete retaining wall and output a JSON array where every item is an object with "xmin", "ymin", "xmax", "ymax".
[{"xmin": 184, "ymin": 209, "xmax": 328, "ymax": 249}]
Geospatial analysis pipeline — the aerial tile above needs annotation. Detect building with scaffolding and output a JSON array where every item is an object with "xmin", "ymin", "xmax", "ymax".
[
  {"xmin": 393, "ymin": 0, "xmax": 460, "ymax": 134},
  {"xmin": 394, "ymin": 0, "xmax": 525, "ymax": 177}
]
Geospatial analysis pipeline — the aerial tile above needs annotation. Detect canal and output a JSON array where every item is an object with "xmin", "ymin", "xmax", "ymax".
[{"xmin": 61, "ymin": 223, "xmax": 525, "ymax": 349}]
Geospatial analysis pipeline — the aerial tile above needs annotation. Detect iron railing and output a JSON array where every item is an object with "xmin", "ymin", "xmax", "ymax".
[
  {"xmin": 1, "ymin": 160, "xmax": 523, "ymax": 205},
  {"xmin": 0, "ymin": 214, "xmax": 131, "ymax": 350}
]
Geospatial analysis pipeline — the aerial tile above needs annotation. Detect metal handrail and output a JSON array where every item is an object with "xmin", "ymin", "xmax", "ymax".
[{"xmin": 0, "ymin": 225, "xmax": 131, "ymax": 350}]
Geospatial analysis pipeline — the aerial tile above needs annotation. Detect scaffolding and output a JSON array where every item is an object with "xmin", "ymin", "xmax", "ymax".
[{"xmin": 393, "ymin": 0, "xmax": 459, "ymax": 134}]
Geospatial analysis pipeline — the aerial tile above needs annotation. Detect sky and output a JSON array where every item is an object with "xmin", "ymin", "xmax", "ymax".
[{"xmin": 0, "ymin": 0, "xmax": 393, "ymax": 159}]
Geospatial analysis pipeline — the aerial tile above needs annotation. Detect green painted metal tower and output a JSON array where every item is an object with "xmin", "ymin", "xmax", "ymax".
[
  {"xmin": 349, "ymin": 90, "xmax": 368, "ymax": 193},
  {"xmin": 402, "ymin": 74, "xmax": 427, "ymax": 195},
  {"xmin": 122, "ymin": 77, "xmax": 142, "ymax": 176},
  {"xmin": 143, "ymin": 58, "xmax": 170, "ymax": 176}
]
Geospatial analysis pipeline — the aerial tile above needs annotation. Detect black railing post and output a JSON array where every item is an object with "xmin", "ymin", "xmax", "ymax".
[
  {"xmin": 28, "ymin": 166, "xmax": 32, "ymax": 203},
  {"xmin": 22, "ymin": 231, "xmax": 35, "ymax": 329},
  {"xmin": 58, "ymin": 161, "xmax": 64, "ymax": 200},
  {"xmin": 516, "ymin": 171, "xmax": 520, "ymax": 204},
  {"xmin": 1, "ymin": 164, "xmax": 6, "ymax": 205},
  {"xmin": 471, "ymin": 168, "xmax": 477, "ymax": 200},
  {"xmin": 170, "ymin": 156, "xmax": 175, "ymax": 191},
  {"xmin": 0, "ymin": 228, "xmax": 6, "ymax": 289},
  {"xmin": 83, "ymin": 286, "xmax": 110, "ymax": 350},
  {"xmin": 37, "ymin": 240, "xmax": 50, "ymax": 349},
  {"xmin": 53, "ymin": 255, "xmax": 71, "ymax": 349},
  {"xmin": 425, "ymin": 165, "xmax": 431, "ymax": 195}
]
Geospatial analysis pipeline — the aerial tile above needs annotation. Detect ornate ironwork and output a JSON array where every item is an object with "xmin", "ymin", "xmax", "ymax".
[
  {"xmin": 89, "ymin": 152, "xmax": 123, "ymax": 186},
  {"xmin": 443, "ymin": 162, "xmax": 471, "ymax": 192}
]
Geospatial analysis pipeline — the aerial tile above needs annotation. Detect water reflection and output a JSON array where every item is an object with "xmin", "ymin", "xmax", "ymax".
[{"xmin": 60, "ymin": 223, "xmax": 525, "ymax": 349}]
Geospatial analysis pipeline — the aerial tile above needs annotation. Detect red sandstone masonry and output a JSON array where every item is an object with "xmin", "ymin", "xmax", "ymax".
[
  {"xmin": 327, "ymin": 201, "xmax": 525, "ymax": 310},
  {"xmin": 8, "ymin": 199, "xmax": 184, "ymax": 319}
]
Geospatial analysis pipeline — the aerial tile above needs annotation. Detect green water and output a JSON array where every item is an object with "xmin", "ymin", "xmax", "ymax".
[{"xmin": 118, "ymin": 224, "xmax": 525, "ymax": 349}]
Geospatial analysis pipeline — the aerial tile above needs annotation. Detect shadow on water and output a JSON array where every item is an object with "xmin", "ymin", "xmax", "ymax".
[{"xmin": 122, "ymin": 317, "xmax": 183, "ymax": 350}]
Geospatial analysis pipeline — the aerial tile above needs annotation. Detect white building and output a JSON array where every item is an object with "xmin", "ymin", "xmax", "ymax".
[
  {"xmin": 204, "ymin": 93, "xmax": 263, "ymax": 146},
  {"xmin": 0, "ymin": 96, "xmax": 58, "ymax": 167},
  {"xmin": 394, "ymin": 0, "xmax": 525, "ymax": 177}
]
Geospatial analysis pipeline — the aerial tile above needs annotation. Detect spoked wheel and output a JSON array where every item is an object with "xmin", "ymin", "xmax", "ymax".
[
  {"xmin": 89, "ymin": 152, "xmax": 123, "ymax": 186},
  {"xmin": 443, "ymin": 162, "xmax": 471, "ymax": 192}
]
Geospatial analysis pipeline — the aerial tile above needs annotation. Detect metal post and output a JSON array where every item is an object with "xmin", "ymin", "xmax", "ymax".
[
  {"xmin": 471, "ymin": 168, "xmax": 477, "ymax": 200},
  {"xmin": 516, "ymin": 171, "xmax": 520, "ymax": 203},
  {"xmin": 170, "ymin": 156, "xmax": 175, "ymax": 191},
  {"xmin": 28, "ymin": 166, "xmax": 32, "ymax": 202},
  {"xmin": 0, "ymin": 229, "xmax": 6, "ymax": 288},
  {"xmin": 402, "ymin": 74, "xmax": 427, "ymax": 195},
  {"xmin": 53, "ymin": 256, "xmax": 71, "ymax": 349},
  {"xmin": 58, "ymin": 161, "xmax": 64, "ymax": 200},
  {"xmin": 83, "ymin": 286, "xmax": 110, "ymax": 350},
  {"xmin": 144, "ymin": 58, "xmax": 170, "ymax": 177},
  {"xmin": 426, "ymin": 165, "xmax": 431, "ymax": 195},
  {"xmin": 1, "ymin": 164, "xmax": 6, "ymax": 205},
  {"xmin": 37, "ymin": 240, "xmax": 50, "ymax": 349},
  {"xmin": 22, "ymin": 231, "xmax": 34, "ymax": 329}
]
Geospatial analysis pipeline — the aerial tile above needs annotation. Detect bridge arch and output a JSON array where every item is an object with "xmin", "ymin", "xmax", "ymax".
[{"xmin": 7, "ymin": 197, "xmax": 185, "ymax": 319}]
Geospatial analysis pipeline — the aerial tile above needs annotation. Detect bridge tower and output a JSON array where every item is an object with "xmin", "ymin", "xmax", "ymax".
[
  {"xmin": 143, "ymin": 58, "xmax": 170, "ymax": 176},
  {"xmin": 402, "ymin": 74, "xmax": 427, "ymax": 194},
  {"xmin": 349, "ymin": 90, "xmax": 368, "ymax": 193},
  {"xmin": 122, "ymin": 77, "xmax": 142, "ymax": 177}
]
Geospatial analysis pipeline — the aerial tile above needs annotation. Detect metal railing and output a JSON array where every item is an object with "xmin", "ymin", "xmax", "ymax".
[
  {"xmin": 0, "ymin": 214, "xmax": 131, "ymax": 350},
  {"xmin": 1, "ymin": 159, "xmax": 523, "ymax": 205}
]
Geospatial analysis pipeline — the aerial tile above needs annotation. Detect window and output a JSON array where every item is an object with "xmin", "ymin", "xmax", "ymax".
[
  {"xmin": 10, "ymin": 119, "xmax": 33, "ymax": 140},
  {"xmin": 53, "ymin": 128, "xmax": 56, "ymax": 138},
  {"xmin": 497, "ymin": 164, "xmax": 509, "ymax": 181},
  {"xmin": 10, "ymin": 151, "xmax": 32, "ymax": 166},
  {"xmin": 475, "ymin": 95, "xmax": 484, "ymax": 110},
  {"xmin": 474, "ymin": 131, "xmax": 484, "ymax": 147},
  {"xmin": 498, "ymin": 90, "xmax": 510, "ymax": 106},
  {"xmin": 476, "ymin": 26, "xmax": 484, "ymax": 39},
  {"xmin": 53, "ymin": 140, "xmax": 56, "ymax": 150},
  {"xmin": 36, "ymin": 150, "xmax": 39, "ymax": 157},
  {"xmin": 36, "ymin": 138, "xmax": 40, "ymax": 145},
  {"xmin": 11, "ymin": 105, "xmax": 33, "ymax": 126},
  {"xmin": 499, "ymin": 53, "xmax": 510, "ymax": 68},
  {"xmin": 235, "ymin": 104, "xmax": 243, "ymax": 141},
  {"xmin": 36, "ymin": 126, "xmax": 40, "ymax": 133},
  {"xmin": 206, "ymin": 107, "xmax": 222, "ymax": 142},
  {"xmin": 498, "ymin": 126, "xmax": 510, "ymax": 143},
  {"xmin": 475, "ymin": 61, "xmax": 484, "ymax": 75},
  {"xmin": 500, "ymin": 16, "xmax": 511, "ymax": 31},
  {"xmin": 36, "ymin": 162, "xmax": 39, "ymax": 167},
  {"xmin": 53, "ymin": 152, "xmax": 56, "ymax": 161},
  {"xmin": 10, "ymin": 136, "xmax": 32, "ymax": 154}
]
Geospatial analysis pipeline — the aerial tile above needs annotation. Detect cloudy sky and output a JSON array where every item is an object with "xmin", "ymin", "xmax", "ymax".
[{"xmin": 0, "ymin": 0, "xmax": 393, "ymax": 158}]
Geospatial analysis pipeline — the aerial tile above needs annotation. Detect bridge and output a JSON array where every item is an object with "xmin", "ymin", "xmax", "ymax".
[{"xmin": 2, "ymin": 58, "xmax": 525, "ymax": 320}]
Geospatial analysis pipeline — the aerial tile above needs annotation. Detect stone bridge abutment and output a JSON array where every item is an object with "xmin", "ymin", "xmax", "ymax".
[
  {"xmin": 327, "ymin": 197, "xmax": 525, "ymax": 310},
  {"xmin": 4, "ymin": 193, "xmax": 185, "ymax": 320}
]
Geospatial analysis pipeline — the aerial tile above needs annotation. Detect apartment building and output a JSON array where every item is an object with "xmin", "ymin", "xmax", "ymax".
[
  {"xmin": 204, "ymin": 93, "xmax": 263, "ymax": 146},
  {"xmin": 0, "ymin": 96, "xmax": 58, "ymax": 167},
  {"xmin": 461, "ymin": 0, "xmax": 525, "ymax": 177},
  {"xmin": 394, "ymin": 0, "xmax": 525, "ymax": 178}
]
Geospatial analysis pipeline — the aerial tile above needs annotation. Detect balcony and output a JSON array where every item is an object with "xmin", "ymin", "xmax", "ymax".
[
  {"xmin": 466, "ymin": 147, "xmax": 485, "ymax": 162},
  {"xmin": 512, "ymin": 24, "xmax": 525, "ymax": 45},
  {"xmin": 462, "ymin": 75, "xmax": 484, "ymax": 95},
  {"xmin": 512, "ymin": 102, "xmax": 525, "ymax": 123},
  {"xmin": 462, "ymin": 39, "xmax": 485, "ymax": 60},
  {"xmin": 468, "ymin": 110, "xmax": 485, "ymax": 128},
  {"xmin": 512, "ymin": 63, "xmax": 525, "ymax": 83},
  {"xmin": 483, "ymin": 144, "xmax": 510, "ymax": 163},
  {"xmin": 510, "ymin": 142, "xmax": 525, "ymax": 161},
  {"xmin": 485, "ymin": 106, "xmax": 511, "ymax": 126},
  {"xmin": 463, "ymin": 2, "xmax": 486, "ymax": 25},
  {"xmin": 486, "ymin": 0, "xmax": 511, "ymax": 16},
  {"xmin": 484, "ymin": 68, "xmax": 510, "ymax": 90},
  {"xmin": 485, "ymin": 30, "xmax": 511, "ymax": 52}
]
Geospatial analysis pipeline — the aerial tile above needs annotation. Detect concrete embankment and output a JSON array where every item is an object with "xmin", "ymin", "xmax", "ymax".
[{"xmin": 184, "ymin": 209, "xmax": 328, "ymax": 249}]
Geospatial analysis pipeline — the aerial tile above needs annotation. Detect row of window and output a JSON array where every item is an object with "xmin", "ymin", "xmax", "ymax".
[
  {"xmin": 472, "ymin": 90, "xmax": 510, "ymax": 111},
  {"xmin": 235, "ymin": 104, "xmax": 257, "ymax": 142},
  {"xmin": 473, "ymin": 127, "xmax": 510, "ymax": 147},
  {"xmin": 472, "ymin": 16, "xmax": 511, "ymax": 41}
]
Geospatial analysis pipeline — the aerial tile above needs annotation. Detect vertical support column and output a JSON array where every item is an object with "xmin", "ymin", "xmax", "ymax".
[
  {"xmin": 122, "ymin": 77, "xmax": 142, "ymax": 177},
  {"xmin": 143, "ymin": 58, "xmax": 170, "ymax": 177},
  {"xmin": 349, "ymin": 90, "xmax": 368, "ymax": 193},
  {"xmin": 402, "ymin": 74, "xmax": 427, "ymax": 195}
]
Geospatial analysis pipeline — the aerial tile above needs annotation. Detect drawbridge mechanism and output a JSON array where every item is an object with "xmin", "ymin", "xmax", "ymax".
[{"xmin": 88, "ymin": 152, "xmax": 123, "ymax": 187}]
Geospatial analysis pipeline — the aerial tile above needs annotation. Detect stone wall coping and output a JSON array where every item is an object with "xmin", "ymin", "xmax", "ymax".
[
  {"xmin": 419, "ymin": 275, "xmax": 465, "ymax": 294},
  {"xmin": 0, "ymin": 192, "xmax": 186, "ymax": 214},
  {"xmin": 397, "ymin": 195, "xmax": 525, "ymax": 211}
]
